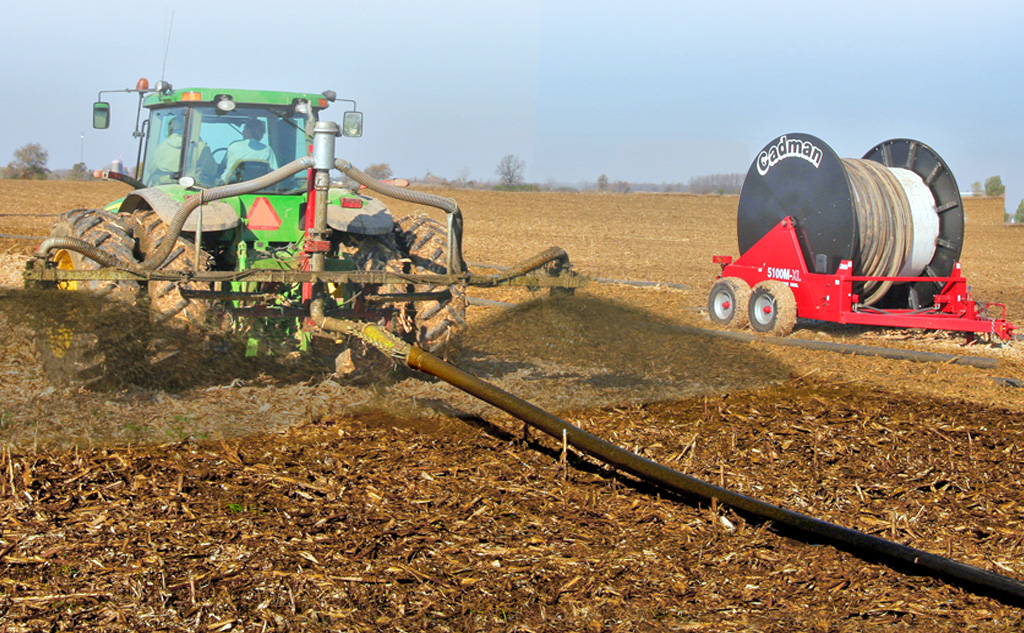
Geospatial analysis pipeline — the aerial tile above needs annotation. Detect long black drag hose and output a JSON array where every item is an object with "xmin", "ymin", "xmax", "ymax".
[{"xmin": 404, "ymin": 344, "xmax": 1024, "ymax": 606}]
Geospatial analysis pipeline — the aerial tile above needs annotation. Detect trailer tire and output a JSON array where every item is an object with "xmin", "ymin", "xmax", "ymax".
[
  {"xmin": 748, "ymin": 280, "xmax": 797, "ymax": 336},
  {"xmin": 708, "ymin": 277, "xmax": 751, "ymax": 328},
  {"xmin": 36, "ymin": 209, "xmax": 148, "ymax": 389}
]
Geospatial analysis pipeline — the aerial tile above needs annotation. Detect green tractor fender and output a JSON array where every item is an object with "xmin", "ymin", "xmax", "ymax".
[
  {"xmin": 326, "ymin": 193, "xmax": 394, "ymax": 235},
  {"xmin": 115, "ymin": 186, "xmax": 241, "ymax": 232}
]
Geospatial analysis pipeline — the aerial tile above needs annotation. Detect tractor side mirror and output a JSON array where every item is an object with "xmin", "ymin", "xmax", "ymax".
[
  {"xmin": 342, "ymin": 111, "xmax": 363, "ymax": 138},
  {"xmin": 93, "ymin": 102, "xmax": 110, "ymax": 129}
]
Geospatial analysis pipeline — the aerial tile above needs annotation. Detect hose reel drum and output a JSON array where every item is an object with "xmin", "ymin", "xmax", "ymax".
[{"xmin": 736, "ymin": 133, "xmax": 964, "ymax": 308}]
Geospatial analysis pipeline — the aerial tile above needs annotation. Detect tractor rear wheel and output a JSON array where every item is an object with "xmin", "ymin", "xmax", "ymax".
[
  {"xmin": 130, "ymin": 209, "xmax": 212, "ymax": 327},
  {"xmin": 392, "ymin": 215, "xmax": 467, "ymax": 356},
  {"xmin": 748, "ymin": 280, "xmax": 797, "ymax": 336},
  {"xmin": 36, "ymin": 209, "xmax": 148, "ymax": 389},
  {"xmin": 330, "ymin": 216, "xmax": 466, "ymax": 377},
  {"xmin": 708, "ymin": 277, "xmax": 751, "ymax": 328}
]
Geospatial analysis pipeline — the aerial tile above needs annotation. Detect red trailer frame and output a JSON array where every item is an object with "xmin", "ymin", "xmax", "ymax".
[{"xmin": 712, "ymin": 217, "xmax": 1016, "ymax": 340}]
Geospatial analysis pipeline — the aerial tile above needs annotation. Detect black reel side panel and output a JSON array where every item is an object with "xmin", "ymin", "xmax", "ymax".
[{"xmin": 737, "ymin": 133, "xmax": 856, "ymax": 276}]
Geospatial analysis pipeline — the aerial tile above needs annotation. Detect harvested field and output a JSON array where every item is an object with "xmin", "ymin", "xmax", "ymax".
[{"xmin": 0, "ymin": 180, "xmax": 1022, "ymax": 631}]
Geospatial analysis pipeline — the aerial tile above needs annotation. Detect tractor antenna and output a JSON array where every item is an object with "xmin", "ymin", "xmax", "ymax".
[{"xmin": 160, "ymin": 10, "xmax": 175, "ymax": 82}]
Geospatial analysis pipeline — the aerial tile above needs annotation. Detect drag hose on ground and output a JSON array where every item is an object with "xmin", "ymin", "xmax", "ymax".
[{"xmin": 374, "ymin": 340, "xmax": 1023, "ymax": 605}]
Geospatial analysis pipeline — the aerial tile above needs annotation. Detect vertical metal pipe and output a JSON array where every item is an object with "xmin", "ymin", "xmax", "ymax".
[
  {"xmin": 311, "ymin": 170, "xmax": 331, "ymax": 274},
  {"xmin": 309, "ymin": 122, "xmax": 339, "ymax": 316}
]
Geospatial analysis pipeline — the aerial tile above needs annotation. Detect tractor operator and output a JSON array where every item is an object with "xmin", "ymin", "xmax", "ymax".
[
  {"xmin": 151, "ymin": 114, "xmax": 219, "ymax": 186},
  {"xmin": 221, "ymin": 119, "xmax": 278, "ymax": 182},
  {"xmin": 150, "ymin": 115, "xmax": 187, "ymax": 183}
]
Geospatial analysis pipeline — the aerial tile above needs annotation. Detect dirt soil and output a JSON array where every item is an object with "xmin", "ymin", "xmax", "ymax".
[{"xmin": 0, "ymin": 180, "xmax": 1022, "ymax": 631}]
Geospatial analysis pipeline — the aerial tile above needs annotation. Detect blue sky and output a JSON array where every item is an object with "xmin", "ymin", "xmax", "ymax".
[{"xmin": 2, "ymin": 0, "xmax": 1021, "ymax": 207}]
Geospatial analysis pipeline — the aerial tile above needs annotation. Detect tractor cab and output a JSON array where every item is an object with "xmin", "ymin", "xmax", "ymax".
[
  {"xmin": 140, "ymin": 104, "xmax": 305, "ymax": 191},
  {"xmin": 92, "ymin": 80, "xmax": 363, "ymax": 193}
]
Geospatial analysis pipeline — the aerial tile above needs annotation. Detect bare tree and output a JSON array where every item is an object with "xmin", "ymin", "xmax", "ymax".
[
  {"xmin": 67, "ymin": 162, "xmax": 90, "ymax": 181},
  {"xmin": 364, "ymin": 163, "xmax": 393, "ymax": 181},
  {"xmin": 495, "ymin": 154, "xmax": 525, "ymax": 186},
  {"xmin": 6, "ymin": 143, "xmax": 49, "ymax": 179}
]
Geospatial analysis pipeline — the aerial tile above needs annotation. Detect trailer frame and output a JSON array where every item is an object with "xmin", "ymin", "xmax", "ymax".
[{"xmin": 712, "ymin": 216, "xmax": 1016, "ymax": 340}]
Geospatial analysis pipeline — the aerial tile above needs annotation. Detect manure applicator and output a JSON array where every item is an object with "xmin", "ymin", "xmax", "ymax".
[
  {"xmin": 24, "ymin": 80, "xmax": 581, "ymax": 388},
  {"xmin": 22, "ymin": 87, "xmax": 1024, "ymax": 606},
  {"xmin": 708, "ymin": 133, "xmax": 1017, "ymax": 341}
]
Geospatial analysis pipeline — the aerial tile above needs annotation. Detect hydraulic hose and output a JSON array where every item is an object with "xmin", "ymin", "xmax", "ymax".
[
  {"xmin": 336, "ymin": 159, "xmax": 466, "ymax": 274},
  {"xmin": 33, "ymin": 158, "xmax": 315, "ymax": 272},
  {"xmin": 142, "ymin": 158, "xmax": 314, "ymax": 270}
]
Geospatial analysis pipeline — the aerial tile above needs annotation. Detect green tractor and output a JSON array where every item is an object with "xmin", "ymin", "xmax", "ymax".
[{"xmin": 26, "ymin": 79, "xmax": 579, "ymax": 388}]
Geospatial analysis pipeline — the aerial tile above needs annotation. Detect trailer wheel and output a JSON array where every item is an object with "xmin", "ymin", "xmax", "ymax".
[
  {"xmin": 36, "ymin": 209, "xmax": 148, "ymax": 389},
  {"xmin": 130, "ymin": 209, "xmax": 212, "ymax": 327},
  {"xmin": 708, "ymin": 277, "xmax": 751, "ymax": 328},
  {"xmin": 392, "ymin": 215, "xmax": 468, "ymax": 357},
  {"xmin": 748, "ymin": 281, "xmax": 797, "ymax": 336}
]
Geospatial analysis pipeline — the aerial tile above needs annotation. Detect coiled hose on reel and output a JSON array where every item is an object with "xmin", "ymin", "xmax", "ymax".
[
  {"xmin": 738, "ymin": 134, "xmax": 962, "ymax": 309},
  {"xmin": 842, "ymin": 158, "xmax": 913, "ymax": 305}
]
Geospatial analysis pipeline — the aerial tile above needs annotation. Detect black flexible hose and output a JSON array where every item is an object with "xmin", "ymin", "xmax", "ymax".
[
  {"xmin": 33, "ymin": 237, "xmax": 127, "ymax": 269},
  {"xmin": 405, "ymin": 345, "xmax": 1024, "ymax": 606},
  {"xmin": 677, "ymin": 323, "xmax": 999, "ymax": 368},
  {"xmin": 467, "ymin": 248, "xmax": 570, "ymax": 287}
]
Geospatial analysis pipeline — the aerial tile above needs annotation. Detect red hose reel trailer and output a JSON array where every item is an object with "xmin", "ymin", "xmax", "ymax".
[{"xmin": 708, "ymin": 133, "xmax": 1017, "ymax": 341}]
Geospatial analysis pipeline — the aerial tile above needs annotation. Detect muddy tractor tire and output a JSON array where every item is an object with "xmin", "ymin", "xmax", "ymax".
[
  {"xmin": 341, "ymin": 215, "xmax": 467, "ymax": 370},
  {"xmin": 130, "ymin": 209, "xmax": 212, "ymax": 327},
  {"xmin": 392, "ymin": 215, "xmax": 468, "ymax": 356},
  {"xmin": 36, "ymin": 209, "xmax": 149, "ymax": 389}
]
